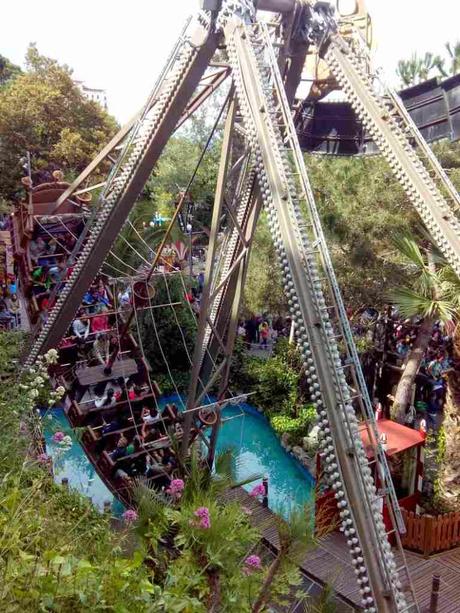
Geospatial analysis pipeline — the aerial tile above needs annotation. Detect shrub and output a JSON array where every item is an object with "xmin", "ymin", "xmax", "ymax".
[{"xmin": 270, "ymin": 405, "xmax": 317, "ymax": 441}]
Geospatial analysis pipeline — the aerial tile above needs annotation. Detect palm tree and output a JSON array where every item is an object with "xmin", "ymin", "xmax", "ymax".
[
  {"xmin": 434, "ymin": 266, "xmax": 460, "ymax": 506},
  {"xmin": 397, "ymin": 53, "xmax": 446, "ymax": 87},
  {"xmin": 389, "ymin": 235, "xmax": 456, "ymax": 422},
  {"xmin": 251, "ymin": 509, "xmax": 314, "ymax": 613},
  {"xmin": 446, "ymin": 41, "xmax": 460, "ymax": 76}
]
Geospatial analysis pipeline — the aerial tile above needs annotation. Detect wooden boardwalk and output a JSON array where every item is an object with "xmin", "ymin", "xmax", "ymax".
[{"xmin": 227, "ymin": 488, "xmax": 460, "ymax": 612}]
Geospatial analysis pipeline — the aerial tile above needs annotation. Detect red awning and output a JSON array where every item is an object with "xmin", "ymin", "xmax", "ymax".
[{"xmin": 359, "ymin": 418, "xmax": 425, "ymax": 458}]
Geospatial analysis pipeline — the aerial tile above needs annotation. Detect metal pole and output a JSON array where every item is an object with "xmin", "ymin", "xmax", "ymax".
[
  {"xmin": 429, "ymin": 574, "xmax": 440, "ymax": 613},
  {"xmin": 181, "ymin": 90, "xmax": 237, "ymax": 459},
  {"xmin": 189, "ymin": 225, "xmax": 193, "ymax": 279},
  {"xmin": 262, "ymin": 476, "xmax": 269, "ymax": 508}
]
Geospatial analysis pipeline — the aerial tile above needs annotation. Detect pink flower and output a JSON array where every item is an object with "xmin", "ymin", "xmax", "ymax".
[
  {"xmin": 194, "ymin": 506, "xmax": 211, "ymax": 529},
  {"xmin": 52, "ymin": 431, "xmax": 65, "ymax": 443},
  {"xmin": 249, "ymin": 483, "xmax": 266, "ymax": 498},
  {"xmin": 37, "ymin": 453, "xmax": 49, "ymax": 464},
  {"xmin": 122, "ymin": 509, "xmax": 138, "ymax": 523},
  {"xmin": 243, "ymin": 554, "xmax": 262, "ymax": 575},
  {"xmin": 166, "ymin": 478, "xmax": 185, "ymax": 498}
]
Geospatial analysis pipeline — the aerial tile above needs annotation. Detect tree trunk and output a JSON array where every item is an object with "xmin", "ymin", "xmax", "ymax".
[
  {"xmin": 438, "ymin": 322, "xmax": 460, "ymax": 508},
  {"xmin": 391, "ymin": 316, "xmax": 435, "ymax": 422},
  {"xmin": 252, "ymin": 551, "xmax": 284, "ymax": 613}
]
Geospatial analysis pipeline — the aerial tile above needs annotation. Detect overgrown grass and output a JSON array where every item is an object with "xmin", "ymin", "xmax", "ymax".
[{"xmin": 0, "ymin": 334, "xmax": 155, "ymax": 610}]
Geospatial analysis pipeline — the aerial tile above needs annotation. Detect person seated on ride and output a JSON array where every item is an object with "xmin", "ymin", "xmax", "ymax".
[
  {"xmin": 162, "ymin": 448, "xmax": 177, "ymax": 471},
  {"xmin": 101, "ymin": 416, "xmax": 122, "ymax": 436},
  {"xmin": 109, "ymin": 434, "xmax": 129, "ymax": 461},
  {"xmin": 141, "ymin": 405, "xmax": 160, "ymax": 439},
  {"xmin": 95, "ymin": 387, "xmax": 116, "ymax": 409},
  {"xmin": 173, "ymin": 421, "xmax": 183, "ymax": 436},
  {"xmin": 93, "ymin": 381, "xmax": 107, "ymax": 402},
  {"xmin": 73, "ymin": 310, "xmax": 90, "ymax": 340},
  {"xmin": 38, "ymin": 297, "xmax": 50, "ymax": 324},
  {"xmin": 91, "ymin": 303, "xmax": 109, "ymax": 335},
  {"xmin": 126, "ymin": 382, "xmax": 143, "ymax": 401},
  {"xmin": 114, "ymin": 377, "xmax": 128, "ymax": 402},
  {"xmin": 92, "ymin": 333, "xmax": 110, "ymax": 366},
  {"xmin": 118, "ymin": 286, "xmax": 131, "ymax": 309},
  {"xmin": 124, "ymin": 433, "xmax": 142, "ymax": 457},
  {"xmin": 130, "ymin": 444, "xmax": 148, "ymax": 477},
  {"xmin": 63, "ymin": 233, "xmax": 76, "ymax": 253},
  {"xmin": 94, "ymin": 278, "xmax": 111, "ymax": 307},
  {"xmin": 82, "ymin": 288, "xmax": 97, "ymax": 310},
  {"xmin": 114, "ymin": 468, "xmax": 133, "ymax": 488},
  {"xmin": 48, "ymin": 257, "xmax": 68, "ymax": 284},
  {"xmin": 32, "ymin": 265, "xmax": 52, "ymax": 292},
  {"xmin": 46, "ymin": 238, "xmax": 58, "ymax": 257},
  {"xmin": 145, "ymin": 453, "xmax": 165, "ymax": 479},
  {"xmin": 29, "ymin": 235, "xmax": 47, "ymax": 263},
  {"xmin": 75, "ymin": 336, "xmax": 90, "ymax": 367}
]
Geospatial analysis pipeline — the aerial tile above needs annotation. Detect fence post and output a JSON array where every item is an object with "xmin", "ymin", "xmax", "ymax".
[
  {"xmin": 429, "ymin": 574, "xmax": 441, "ymax": 613},
  {"xmin": 262, "ymin": 476, "xmax": 269, "ymax": 508},
  {"xmin": 423, "ymin": 515, "xmax": 434, "ymax": 557}
]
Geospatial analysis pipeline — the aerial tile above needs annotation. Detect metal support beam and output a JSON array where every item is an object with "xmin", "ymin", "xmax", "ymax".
[
  {"xmin": 181, "ymin": 88, "xmax": 237, "ymax": 459},
  {"xmin": 53, "ymin": 67, "xmax": 229, "ymax": 212}
]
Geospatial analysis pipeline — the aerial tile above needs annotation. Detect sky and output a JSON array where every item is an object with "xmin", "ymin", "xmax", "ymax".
[{"xmin": 2, "ymin": 0, "xmax": 460, "ymax": 123}]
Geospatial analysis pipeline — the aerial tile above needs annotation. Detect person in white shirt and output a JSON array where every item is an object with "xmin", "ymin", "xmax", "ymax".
[
  {"xmin": 72, "ymin": 313, "xmax": 90, "ymax": 340},
  {"xmin": 95, "ymin": 387, "xmax": 116, "ymax": 409}
]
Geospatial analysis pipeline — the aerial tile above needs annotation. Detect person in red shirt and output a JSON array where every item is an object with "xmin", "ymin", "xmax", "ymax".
[{"xmin": 91, "ymin": 304, "xmax": 109, "ymax": 334}]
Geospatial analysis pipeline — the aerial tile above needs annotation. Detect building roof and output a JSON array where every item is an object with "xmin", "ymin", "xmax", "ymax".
[{"xmin": 358, "ymin": 418, "xmax": 425, "ymax": 458}]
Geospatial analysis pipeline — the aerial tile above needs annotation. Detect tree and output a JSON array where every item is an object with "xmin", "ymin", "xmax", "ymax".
[
  {"xmin": 389, "ymin": 236, "xmax": 457, "ymax": 421},
  {"xmin": 0, "ymin": 53, "xmax": 22, "ymax": 87},
  {"xmin": 434, "ymin": 266, "xmax": 460, "ymax": 507},
  {"xmin": 306, "ymin": 154, "xmax": 418, "ymax": 310},
  {"xmin": 244, "ymin": 212, "xmax": 288, "ymax": 317},
  {"xmin": 397, "ymin": 52, "xmax": 446, "ymax": 87},
  {"xmin": 138, "ymin": 273, "xmax": 196, "ymax": 378},
  {"xmin": 0, "ymin": 44, "xmax": 117, "ymax": 200},
  {"xmin": 445, "ymin": 41, "xmax": 460, "ymax": 76}
]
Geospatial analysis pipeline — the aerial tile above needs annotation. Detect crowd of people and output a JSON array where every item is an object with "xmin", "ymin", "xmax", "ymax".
[
  {"xmin": 29, "ymin": 229, "xmax": 80, "ymax": 322},
  {"xmin": 239, "ymin": 314, "xmax": 292, "ymax": 350},
  {"xmin": 0, "ymin": 275, "xmax": 20, "ymax": 329},
  {"xmin": 352, "ymin": 306, "xmax": 453, "ymax": 431}
]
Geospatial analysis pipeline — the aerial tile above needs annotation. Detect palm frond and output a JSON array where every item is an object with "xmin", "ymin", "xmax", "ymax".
[
  {"xmin": 391, "ymin": 234, "xmax": 427, "ymax": 270},
  {"xmin": 214, "ymin": 447, "xmax": 236, "ymax": 481},
  {"xmin": 438, "ymin": 266, "xmax": 460, "ymax": 312},
  {"xmin": 388, "ymin": 286, "xmax": 457, "ymax": 321}
]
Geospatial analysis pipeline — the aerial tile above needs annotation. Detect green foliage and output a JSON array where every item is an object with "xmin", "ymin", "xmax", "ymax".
[
  {"xmin": 0, "ymin": 44, "xmax": 117, "ymax": 199},
  {"xmin": 397, "ymin": 52, "xmax": 446, "ymax": 87},
  {"xmin": 270, "ymin": 405, "xmax": 316, "ymax": 439},
  {"xmin": 388, "ymin": 234, "xmax": 459, "ymax": 322},
  {"xmin": 248, "ymin": 354, "xmax": 300, "ymax": 414},
  {"xmin": 306, "ymin": 154, "xmax": 417, "ymax": 309},
  {"xmin": 244, "ymin": 212, "xmax": 288, "ymax": 317},
  {"xmin": 145, "ymin": 133, "xmax": 221, "ymax": 232},
  {"xmin": 138, "ymin": 274, "xmax": 196, "ymax": 375},
  {"xmin": 0, "ymin": 332, "xmax": 313, "ymax": 611},
  {"xmin": 0, "ymin": 54, "xmax": 22, "ymax": 87}
]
